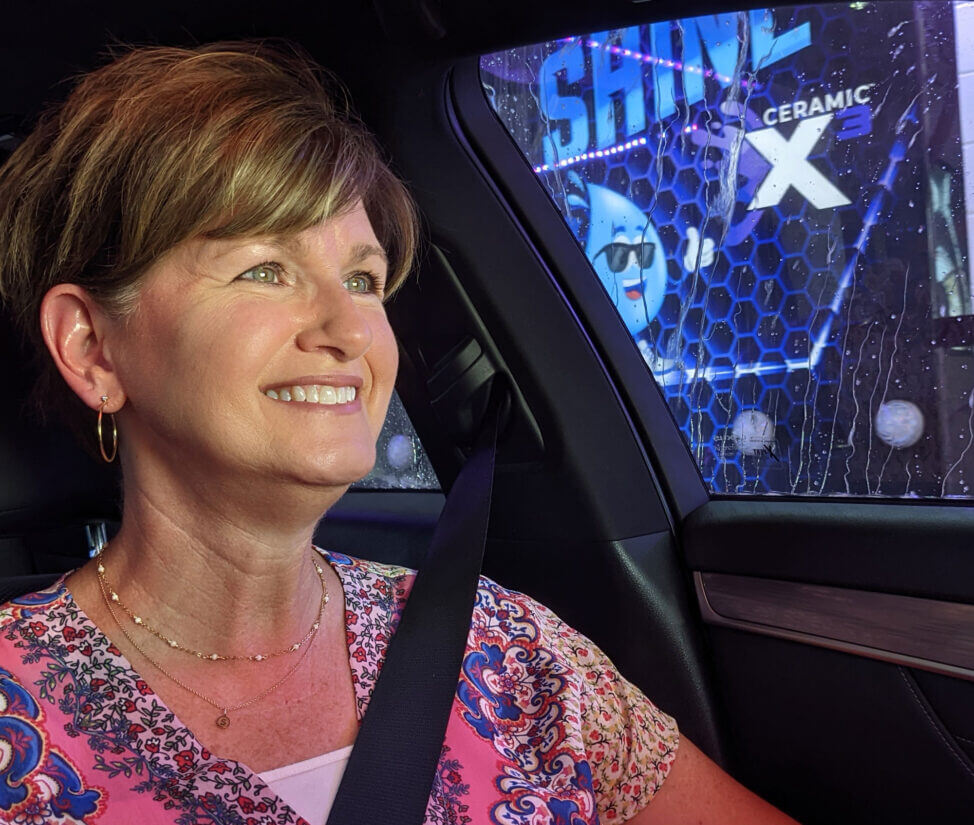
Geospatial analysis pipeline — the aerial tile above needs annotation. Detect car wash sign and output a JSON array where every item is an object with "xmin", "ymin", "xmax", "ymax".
[
  {"xmin": 535, "ymin": 6, "xmax": 884, "ymax": 213},
  {"xmin": 482, "ymin": 2, "xmax": 953, "ymax": 496}
]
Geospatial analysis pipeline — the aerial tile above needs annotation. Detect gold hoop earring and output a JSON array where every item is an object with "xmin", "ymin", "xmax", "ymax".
[{"xmin": 97, "ymin": 395, "xmax": 118, "ymax": 463}]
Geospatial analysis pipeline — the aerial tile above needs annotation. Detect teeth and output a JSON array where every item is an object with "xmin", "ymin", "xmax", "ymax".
[{"xmin": 263, "ymin": 384, "xmax": 358, "ymax": 405}]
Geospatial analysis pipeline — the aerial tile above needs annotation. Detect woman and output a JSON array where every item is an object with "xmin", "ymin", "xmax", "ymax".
[{"xmin": 0, "ymin": 42, "xmax": 798, "ymax": 825}]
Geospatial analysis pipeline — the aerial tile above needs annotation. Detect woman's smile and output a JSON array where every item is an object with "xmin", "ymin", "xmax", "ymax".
[{"xmin": 263, "ymin": 378, "xmax": 363, "ymax": 413}]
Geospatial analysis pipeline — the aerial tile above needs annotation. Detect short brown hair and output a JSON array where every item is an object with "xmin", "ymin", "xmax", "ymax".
[{"xmin": 0, "ymin": 41, "xmax": 418, "ymax": 437}]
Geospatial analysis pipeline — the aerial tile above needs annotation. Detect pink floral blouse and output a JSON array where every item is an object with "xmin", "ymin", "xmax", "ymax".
[{"xmin": 0, "ymin": 551, "xmax": 678, "ymax": 824}]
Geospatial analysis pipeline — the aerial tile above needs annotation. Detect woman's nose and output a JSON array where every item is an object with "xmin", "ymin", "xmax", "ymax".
[{"xmin": 294, "ymin": 285, "xmax": 373, "ymax": 361}]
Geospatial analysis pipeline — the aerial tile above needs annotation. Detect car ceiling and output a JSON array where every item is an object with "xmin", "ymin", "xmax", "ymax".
[{"xmin": 3, "ymin": 0, "xmax": 758, "ymax": 125}]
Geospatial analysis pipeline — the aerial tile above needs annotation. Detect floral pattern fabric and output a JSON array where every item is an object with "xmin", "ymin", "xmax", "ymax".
[{"xmin": 0, "ymin": 551, "xmax": 678, "ymax": 824}]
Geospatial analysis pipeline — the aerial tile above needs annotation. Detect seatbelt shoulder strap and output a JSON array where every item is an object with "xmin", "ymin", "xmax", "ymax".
[{"xmin": 326, "ymin": 383, "xmax": 504, "ymax": 825}]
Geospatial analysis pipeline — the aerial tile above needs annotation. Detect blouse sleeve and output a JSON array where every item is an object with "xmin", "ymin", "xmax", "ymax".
[{"xmin": 535, "ymin": 602, "xmax": 680, "ymax": 822}]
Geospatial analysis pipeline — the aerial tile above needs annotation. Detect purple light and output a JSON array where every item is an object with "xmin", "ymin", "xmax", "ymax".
[
  {"xmin": 535, "ymin": 132, "xmax": 656, "ymax": 173},
  {"xmin": 566, "ymin": 35, "xmax": 750, "ymax": 87}
]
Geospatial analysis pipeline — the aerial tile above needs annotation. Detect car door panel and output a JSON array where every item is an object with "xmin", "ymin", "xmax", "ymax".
[
  {"xmin": 683, "ymin": 500, "xmax": 974, "ymax": 821},
  {"xmin": 708, "ymin": 629, "xmax": 974, "ymax": 821},
  {"xmin": 697, "ymin": 572, "xmax": 974, "ymax": 679},
  {"xmin": 684, "ymin": 501, "xmax": 974, "ymax": 601}
]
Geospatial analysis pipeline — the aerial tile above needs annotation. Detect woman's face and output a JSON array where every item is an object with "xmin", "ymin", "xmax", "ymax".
[{"xmin": 106, "ymin": 204, "xmax": 398, "ymax": 495}]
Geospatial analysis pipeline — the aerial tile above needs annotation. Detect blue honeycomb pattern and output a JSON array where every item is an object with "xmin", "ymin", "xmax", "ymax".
[{"xmin": 482, "ymin": 2, "xmax": 974, "ymax": 498}]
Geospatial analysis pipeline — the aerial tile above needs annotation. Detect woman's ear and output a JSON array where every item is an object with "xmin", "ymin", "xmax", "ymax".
[{"xmin": 39, "ymin": 284, "xmax": 126, "ymax": 413}]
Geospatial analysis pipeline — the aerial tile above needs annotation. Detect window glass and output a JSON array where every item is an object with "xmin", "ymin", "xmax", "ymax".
[
  {"xmin": 353, "ymin": 391, "xmax": 440, "ymax": 490},
  {"xmin": 481, "ymin": 1, "xmax": 974, "ymax": 498}
]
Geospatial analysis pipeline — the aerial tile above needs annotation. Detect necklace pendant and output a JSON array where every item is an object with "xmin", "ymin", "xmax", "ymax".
[{"xmin": 216, "ymin": 712, "xmax": 231, "ymax": 729}]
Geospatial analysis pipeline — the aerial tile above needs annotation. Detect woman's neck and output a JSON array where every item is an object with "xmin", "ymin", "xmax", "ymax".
[{"xmin": 91, "ymin": 477, "xmax": 336, "ymax": 659}]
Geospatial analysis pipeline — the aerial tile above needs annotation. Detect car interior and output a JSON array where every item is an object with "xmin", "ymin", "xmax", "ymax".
[{"xmin": 2, "ymin": 1, "xmax": 973, "ymax": 822}]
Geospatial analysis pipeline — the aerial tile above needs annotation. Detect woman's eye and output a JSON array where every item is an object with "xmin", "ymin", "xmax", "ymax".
[
  {"xmin": 344, "ymin": 272, "xmax": 379, "ymax": 294},
  {"xmin": 237, "ymin": 263, "xmax": 283, "ymax": 284}
]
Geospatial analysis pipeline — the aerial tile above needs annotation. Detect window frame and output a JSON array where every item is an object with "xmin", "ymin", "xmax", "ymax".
[{"xmin": 448, "ymin": 58, "xmax": 710, "ymax": 519}]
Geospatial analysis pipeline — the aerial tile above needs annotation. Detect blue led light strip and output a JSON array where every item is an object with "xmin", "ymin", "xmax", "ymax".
[{"xmin": 806, "ymin": 105, "xmax": 918, "ymax": 369}]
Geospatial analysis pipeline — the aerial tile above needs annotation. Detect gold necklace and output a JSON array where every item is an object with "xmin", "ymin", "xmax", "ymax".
[
  {"xmin": 96, "ymin": 553, "xmax": 328, "ymax": 662},
  {"xmin": 95, "ymin": 555, "xmax": 327, "ymax": 729}
]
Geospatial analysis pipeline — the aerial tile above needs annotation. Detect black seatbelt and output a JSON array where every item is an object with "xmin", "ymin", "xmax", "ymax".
[
  {"xmin": 325, "ymin": 382, "xmax": 505, "ymax": 825},
  {"xmin": 1, "ymin": 379, "xmax": 504, "ymax": 825}
]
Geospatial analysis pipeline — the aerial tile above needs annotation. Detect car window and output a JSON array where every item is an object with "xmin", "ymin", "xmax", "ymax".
[
  {"xmin": 353, "ymin": 390, "xmax": 439, "ymax": 489},
  {"xmin": 481, "ymin": 1, "xmax": 974, "ymax": 499}
]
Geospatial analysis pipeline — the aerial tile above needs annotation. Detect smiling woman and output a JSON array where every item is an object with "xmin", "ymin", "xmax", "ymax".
[
  {"xmin": 0, "ymin": 43, "xmax": 415, "ymax": 453},
  {"xmin": 0, "ymin": 41, "xmax": 796, "ymax": 825}
]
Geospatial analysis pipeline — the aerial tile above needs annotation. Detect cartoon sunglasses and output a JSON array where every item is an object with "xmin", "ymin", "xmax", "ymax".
[{"xmin": 596, "ymin": 241, "xmax": 657, "ymax": 272}]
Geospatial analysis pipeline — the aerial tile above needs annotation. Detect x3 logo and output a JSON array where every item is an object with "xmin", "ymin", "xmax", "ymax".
[{"xmin": 745, "ymin": 110, "xmax": 868, "ymax": 211}]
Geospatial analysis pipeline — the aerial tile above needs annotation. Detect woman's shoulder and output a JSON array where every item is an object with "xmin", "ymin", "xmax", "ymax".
[
  {"xmin": 452, "ymin": 564, "xmax": 681, "ymax": 822},
  {"xmin": 320, "ymin": 548, "xmax": 415, "ymax": 585},
  {"xmin": 0, "ymin": 577, "xmax": 81, "ymax": 687},
  {"xmin": 0, "ymin": 575, "xmax": 73, "ymax": 628},
  {"xmin": 321, "ymin": 548, "xmax": 555, "ymax": 624},
  {"xmin": 321, "ymin": 547, "xmax": 620, "ymax": 674}
]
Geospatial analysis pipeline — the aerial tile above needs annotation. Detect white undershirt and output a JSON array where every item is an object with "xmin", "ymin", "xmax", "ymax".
[{"xmin": 259, "ymin": 745, "xmax": 354, "ymax": 825}]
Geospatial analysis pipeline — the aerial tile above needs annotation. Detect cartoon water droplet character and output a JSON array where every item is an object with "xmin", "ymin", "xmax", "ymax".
[{"xmin": 578, "ymin": 183, "xmax": 668, "ymax": 337}]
